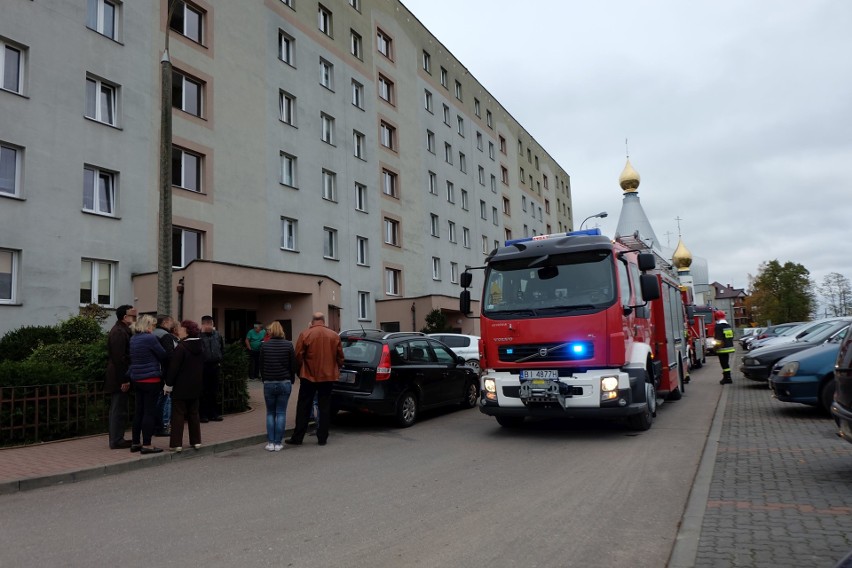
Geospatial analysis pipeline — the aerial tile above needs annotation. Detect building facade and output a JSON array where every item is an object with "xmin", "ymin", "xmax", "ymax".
[{"xmin": 0, "ymin": 0, "xmax": 572, "ymax": 341}]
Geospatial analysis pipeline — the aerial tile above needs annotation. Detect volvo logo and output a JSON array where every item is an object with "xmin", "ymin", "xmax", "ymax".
[{"xmin": 539, "ymin": 348, "xmax": 548, "ymax": 357}]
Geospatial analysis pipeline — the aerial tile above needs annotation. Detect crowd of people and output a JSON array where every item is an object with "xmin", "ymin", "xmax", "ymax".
[{"xmin": 105, "ymin": 307, "xmax": 343, "ymax": 454}]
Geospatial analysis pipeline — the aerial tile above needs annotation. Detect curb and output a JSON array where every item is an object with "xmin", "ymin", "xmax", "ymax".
[{"xmin": 667, "ymin": 382, "xmax": 729, "ymax": 567}]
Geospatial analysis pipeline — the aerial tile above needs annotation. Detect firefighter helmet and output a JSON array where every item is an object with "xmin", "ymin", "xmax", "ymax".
[{"xmin": 714, "ymin": 310, "xmax": 726, "ymax": 321}]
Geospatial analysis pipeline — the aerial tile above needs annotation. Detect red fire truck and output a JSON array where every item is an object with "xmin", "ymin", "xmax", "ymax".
[
  {"xmin": 460, "ymin": 229, "xmax": 688, "ymax": 431},
  {"xmin": 691, "ymin": 305, "xmax": 717, "ymax": 354},
  {"xmin": 681, "ymin": 291, "xmax": 707, "ymax": 370}
]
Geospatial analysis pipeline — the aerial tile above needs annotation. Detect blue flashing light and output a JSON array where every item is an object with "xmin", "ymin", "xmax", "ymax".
[
  {"xmin": 571, "ymin": 343, "xmax": 587, "ymax": 356},
  {"xmin": 504, "ymin": 228, "xmax": 601, "ymax": 247},
  {"xmin": 506, "ymin": 348, "xmax": 514, "ymax": 355}
]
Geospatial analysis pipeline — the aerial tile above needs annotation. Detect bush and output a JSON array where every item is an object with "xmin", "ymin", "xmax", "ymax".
[
  {"xmin": 0, "ymin": 325, "xmax": 61, "ymax": 362},
  {"xmin": 221, "ymin": 343, "xmax": 249, "ymax": 412},
  {"xmin": 0, "ymin": 358, "xmax": 72, "ymax": 387},
  {"xmin": 58, "ymin": 315, "xmax": 105, "ymax": 344},
  {"xmin": 28, "ymin": 342, "xmax": 108, "ymax": 384}
]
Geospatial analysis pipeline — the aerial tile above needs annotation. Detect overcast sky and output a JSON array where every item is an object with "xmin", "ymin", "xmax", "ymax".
[{"xmin": 401, "ymin": 0, "xmax": 852, "ymax": 296}]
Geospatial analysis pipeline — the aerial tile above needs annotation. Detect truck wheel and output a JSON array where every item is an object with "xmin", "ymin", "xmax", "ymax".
[
  {"xmin": 820, "ymin": 377, "xmax": 836, "ymax": 414},
  {"xmin": 628, "ymin": 382, "xmax": 655, "ymax": 431},
  {"xmin": 496, "ymin": 416, "xmax": 524, "ymax": 428},
  {"xmin": 395, "ymin": 392, "xmax": 418, "ymax": 428},
  {"xmin": 461, "ymin": 380, "xmax": 478, "ymax": 408},
  {"xmin": 668, "ymin": 362, "xmax": 685, "ymax": 401}
]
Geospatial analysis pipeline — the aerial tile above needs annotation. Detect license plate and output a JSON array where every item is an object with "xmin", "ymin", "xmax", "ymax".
[
  {"xmin": 338, "ymin": 371, "xmax": 356, "ymax": 384},
  {"xmin": 520, "ymin": 370, "xmax": 558, "ymax": 380}
]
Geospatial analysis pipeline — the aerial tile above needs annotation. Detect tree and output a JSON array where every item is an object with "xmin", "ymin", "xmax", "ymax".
[
  {"xmin": 420, "ymin": 309, "xmax": 453, "ymax": 334},
  {"xmin": 818, "ymin": 272, "xmax": 852, "ymax": 317},
  {"xmin": 744, "ymin": 260, "xmax": 814, "ymax": 325}
]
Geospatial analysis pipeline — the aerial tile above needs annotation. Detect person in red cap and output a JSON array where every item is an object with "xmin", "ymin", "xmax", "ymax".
[{"xmin": 714, "ymin": 310, "xmax": 735, "ymax": 384}]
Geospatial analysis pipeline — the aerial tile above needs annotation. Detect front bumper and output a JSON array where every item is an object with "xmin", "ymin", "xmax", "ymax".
[
  {"xmin": 740, "ymin": 362, "xmax": 772, "ymax": 382},
  {"xmin": 768, "ymin": 374, "xmax": 820, "ymax": 406}
]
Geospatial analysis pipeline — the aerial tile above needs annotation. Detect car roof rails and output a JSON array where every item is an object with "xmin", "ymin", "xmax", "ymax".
[
  {"xmin": 381, "ymin": 331, "xmax": 426, "ymax": 339},
  {"xmin": 339, "ymin": 327, "xmax": 384, "ymax": 337}
]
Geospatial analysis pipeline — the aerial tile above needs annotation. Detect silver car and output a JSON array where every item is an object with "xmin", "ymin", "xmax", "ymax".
[{"xmin": 427, "ymin": 333, "xmax": 481, "ymax": 375}]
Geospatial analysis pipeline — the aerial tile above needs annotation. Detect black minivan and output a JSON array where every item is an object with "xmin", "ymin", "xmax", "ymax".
[
  {"xmin": 331, "ymin": 331, "xmax": 479, "ymax": 427},
  {"xmin": 832, "ymin": 328, "xmax": 852, "ymax": 445}
]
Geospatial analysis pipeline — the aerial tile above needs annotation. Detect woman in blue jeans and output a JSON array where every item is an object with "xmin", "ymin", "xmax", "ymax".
[{"xmin": 259, "ymin": 321, "xmax": 298, "ymax": 451}]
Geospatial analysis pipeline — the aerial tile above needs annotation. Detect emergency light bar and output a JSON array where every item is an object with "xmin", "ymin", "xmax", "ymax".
[{"xmin": 504, "ymin": 228, "xmax": 601, "ymax": 247}]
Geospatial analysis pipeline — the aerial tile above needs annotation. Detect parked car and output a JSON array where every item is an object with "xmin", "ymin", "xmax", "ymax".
[
  {"xmin": 749, "ymin": 319, "xmax": 839, "ymax": 351},
  {"xmin": 832, "ymin": 322, "xmax": 852, "ymax": 446},
  {"xmin": 331, "ymin": 330, "xmax": 480, "ymax": 427},
  {"xmin": 427, "ymin": 333, "xmax": 481, "ymax": 374},
  {"xmin": 769, "ymin": 325, "xmax": 849, "ymax": 413},
  {"xmin": 740, "ymin": 318, "xmax": 852, "ymax": 382},
  {"xmin": 739, "ymin": 327, "xmax": 764, "ymax": 350},
  {"xmin": 747, "ymin": 321, "xmax": 807, "ymax": 351}
]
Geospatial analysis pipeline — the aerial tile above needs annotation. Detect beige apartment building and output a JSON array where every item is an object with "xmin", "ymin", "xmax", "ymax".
[{"xmin": 0, "ymin": 0, "xmax": 572, "ymax": 342}]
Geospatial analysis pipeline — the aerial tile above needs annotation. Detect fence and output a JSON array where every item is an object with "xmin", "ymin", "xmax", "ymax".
[{"xmin": 0, "ymin": 376, "xmax": 249, "ymax": 447}]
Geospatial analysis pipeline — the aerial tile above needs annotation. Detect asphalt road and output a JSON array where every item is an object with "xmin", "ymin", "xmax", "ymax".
[{"xmin": 0, "ymin": 365, "xmax": 721, "ymax": 568}]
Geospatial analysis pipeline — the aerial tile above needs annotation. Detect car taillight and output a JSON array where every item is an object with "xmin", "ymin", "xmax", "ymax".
[
  {"xmin": 478, "ymin": 337, "xmax": 486, "ymax": 371},
  {"xmin": 376, "ymin": 344, "xmax": 392, "ymax": 380}
]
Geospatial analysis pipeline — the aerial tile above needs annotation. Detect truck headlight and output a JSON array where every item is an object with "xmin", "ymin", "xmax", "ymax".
[
  {"xmin": 483, "ymin": 378, "xmax": 496, "ymax": 393},
  {"xmin": 600, "ymin": 376, "xmax": 619, "ymax": 392}
]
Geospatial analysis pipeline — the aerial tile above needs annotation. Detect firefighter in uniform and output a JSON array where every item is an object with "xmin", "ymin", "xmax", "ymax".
[{"xmin": 714, "ymin": 310, "xmax": 735, "ymax": 384}]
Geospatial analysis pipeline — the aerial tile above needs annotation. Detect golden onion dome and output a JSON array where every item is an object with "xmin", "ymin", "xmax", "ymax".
[
  {"xmin": 672, "ymin": 238, "xmax": 693, "ymax": 272},
  {"xmin": 619, "ymin": 158, "xmax": 641, "ymax": 193}
]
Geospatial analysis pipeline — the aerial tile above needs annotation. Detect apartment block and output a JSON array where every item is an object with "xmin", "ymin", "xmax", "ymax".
[{"xmin": 0, "ymin": 0, "xmax": 572, "ymax": 340}]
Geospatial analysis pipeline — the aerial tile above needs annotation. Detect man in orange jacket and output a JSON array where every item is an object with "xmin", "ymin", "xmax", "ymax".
[{"xmin": 286, "ymin": 312, "xmax": 344, "ymax": 446}]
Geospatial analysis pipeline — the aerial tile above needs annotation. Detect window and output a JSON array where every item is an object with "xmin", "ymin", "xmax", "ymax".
[
  {"xmin": 281, "ymin": 0, "xmax": 293, "ymax": 7},
  {"xmin": 424, "ymin": 89, "xmax": 433, "ymax": 112},
  {"xmin": 527, "ymin": 148, "xmax": 532, "ymax": 163},
  {"xmin": 172, "ymin": 227, "xmax": 202, "ymax": 268},
  {"xmin": 323, "ymin": 227, "xmax": 338, "ymax": 259},
  {"xmin": 83, "ymin": 166, "xmax": 115, "ymax": 215},
  {"xmin": 428, "ymin": 171, "xmax": 437, "ymax": 195},
  {"xmin": 350, "ymin": 30, "xmax": 362, "ymax": 59},
  {"xmin": 80, "ymin": 259, "xmax": 114, "ymax": 307},
  {"xmin": 478, "ymin": 166, "xmax": 485, "ymax": 186},
  {"xmin": 444, "ymin": 142, "xmax": 452, "ymax": 164},
  {"xmin": 501, "ymin": 166, "xmax": 508, "ymax": 184},
  {"xmin": 486, "ymin": 110, "xmax": 493, "ymax": 128},
  {"xmin": 430, "ymin": 214, "xmax": 439, "ymax": 237},
  {"xmin": 474, "ymin": 98, "xmax": 481, "ymax": 117},
  {"xmin": 172, "ymin": 70, "xmax": 203, "ymax": 117},
  {"xmin": 1, "ymin": 42, "xmax": 23, "ymax": 94},
  {"xmin": 172, "ymin": 147, "xmax": 202, "ymax": 192},
  {"xmin": 426, "ymin": 130, "xmax": 435, "ymax": 153},
  {"xmin": 318, "ymin": 5, "xmax": 333, "ymax": 36},
  {"xmin": 384, "ymin": 218, "xmax": 399, "ymax": 246},
  {"xmin": 86, "ymin": 0, "xmax": 118, "ymax": 40},
  {"xmin": 535, "ymin": 155, "xmax": 540, "ymax": 170},
  {"xmin": 499, "ymin": 135, "xmax": 506, "ymax": 154},
  {"xmin": 354, "ymin": 182, "xmax": 367, "ymax": 211},
  {"xmin": 0, "ymin": 249, "xmax": 17, "ymax": 303},
  {"xmin": 455, "ymin": 80, "xmax": 462, "ymax": 100},
  {"xmin": 440, "ymin": 67, "xmax": 448, "ymax": 88},
  {"xmin": 351, "ymin": 79, "xmax": 363, "ymax": 108},
  {"xmin": 358, "ymin": 291, "xmax": 370, "ymax": 320},
  {"xmin": 461, "ymin": 188, "xmax": 469, "ymax": 210},
  {"xmin": 457, "ymin": 116, "xmax": 465, "ymax": 137},
  {"xmin": 84, "ymin": 76, "xmax": 116, "ymax": 126},
  {"xmin": 279, "ymin": 31, "xmax": 294, "ymax": 65},
  {"xmin": 489, "ymin": 142, "xmax": 495, "ymax": 160},
  {"xmin": 518, "ymin": 140, "xmax": 523, "ymax": 155},
  {"xmin": 476, "ymin": 132, "xmax": 483, "ymax": 150},
  {"xmin": 543, "ymin": 175, "xmax": 549, "ymax": 190},
  {"xmin": 442, "ymin": 104, "xmax": 450, "ymax": 125},
  {"xmin": 462, "ymin": 227, "xmax": 470, "ymax": 248},
  {"xmin": 522, "ymin": 196, "xmax": 527, "ymax": 212},
  {"xmin": 505, "ymin": 228, "xmax": 512, "ymax": 241},
  {"xmin": 502, "ymin": 196, "xmax": 511, "ymax": 215},
  {"xmin": 520, "ymin": 166, "xmax": 525, "ymax": 183},
  {"xmin": 281, "ymin": 217, "xmax": 298, "ymax": 251},
  {"xmin": 523, "ymin": 224, "xmax": 529, "ymax": 237},
  {"xmin": 382, "ymin": 169, "xmax": 397, "ymax": 198},
  {"xmin": 492, "ymin": 206, "xmax": 498, "ymax": 225},
  {"xmin": 356, "ymin": 236, "xmax": 368, "ymax": 265},
  {"xmin": 490, "ymin": 174, "xmax": 497, "ymax": 193},
  {"xmin": 170, "ymin": 1, "xmax": 204, "ymax": 44},
  {"xmin": 446, "ymin": 181, "xmax": 454, "ymax": 203},
  {"xmin": 479, "ymin": 200, "xmax": 487, "ymax": 220},
  {"xmin": 385, "ymin": 268, "xmax": 401, "ymax": 295},
  {"xmin": 432, "ymin": 257, "xmax": 441, "ymax": 280},
  {"xmin": 280, "ymin": 152, "xmax": 297, "ymax": 187},
  {"xmin": 321, "ymin": 113, "xmax": 334, "ymax": 144},
  {"xmin": 349, "ymin": 0, "xmax": 361, "ymax": 10},
  {"xmin": 379, "ymin": 121, "xmax": 395, "ymax": 150},
  {"xmin": 376, "ymin": 29, "xmax": 392, "ymax": 59},
  {"xmin": 422, "ymin": 50, "xmax": 431, "ymax": 73},
  {"xmin": 458, "ymin": 153, "xmax": 466, "ymax": 173},
  {"xmin": 378, "ymin": 75, "xmax": 394, "ymax": 104},
  {"xmin": 278, "ymin": 91, "xmax": 296, "ymax": 126},
  {"xmin": 545, "ymin": 199, "xmax": 550, "ymax": 214},
  {"xmin": 450, "ymin": 262, "xmax": 459, "ymax": 284},
  {"xmin": 353, "ymin": 130, "xmax": 365, "ymax": 159},
  {"xmin": 0, "ymin": 143, "xmax": 21, "ymax": 197},
  {"xmin": 448, "ymin": 221, "xmax": 457, "ymax": 243},
  {"xmin": 481, "ymin": 235, "xmax": 488, "ymax": 254},
  {"xmin": 319, "ymin": 59, "xmax": 333, "ymax": 90},
  {"xmin": 322, "ymin": 169, "xmax": 337, "ymax": 201}
]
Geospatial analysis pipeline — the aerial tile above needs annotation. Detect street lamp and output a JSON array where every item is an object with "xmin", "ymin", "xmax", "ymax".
[{"xmin": 579, "ymin": 211, "xmax": 608, "ymax": 230}]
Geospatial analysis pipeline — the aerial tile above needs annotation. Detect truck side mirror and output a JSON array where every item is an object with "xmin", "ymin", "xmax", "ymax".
[
  {"xmin": 640, "ymin": 273, "xmax": 660, "ymax": 301},
  {"xmin": 460, "ymin": 290, "xmax": 471, "ymax": 314},
  {"xmin": 637, "ymin": 253, "xmax": 655, "ymax": 272},
  {"xmin": 686, "ymin": 305, "xmax": 695, "ymax": 319},
  {"xmin": 460, "ymin": 272, "xmax": 472, "ymax": 288}
]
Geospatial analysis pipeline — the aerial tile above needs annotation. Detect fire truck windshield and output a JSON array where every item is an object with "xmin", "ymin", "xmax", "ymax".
[{"xmin": 482, "ymin": 251, "xmax": 616, "ymax": 317}]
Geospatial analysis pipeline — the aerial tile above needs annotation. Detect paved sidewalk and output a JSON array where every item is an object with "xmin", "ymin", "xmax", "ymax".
[{"xmin": 0, "ymin": 380, "xmax": 298, "ymax": 494}]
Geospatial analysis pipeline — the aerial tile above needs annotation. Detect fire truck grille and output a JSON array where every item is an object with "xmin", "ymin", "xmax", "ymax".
[{"xmin": 497, "ymin": 342, "xmax": 594, "ymax": 363}]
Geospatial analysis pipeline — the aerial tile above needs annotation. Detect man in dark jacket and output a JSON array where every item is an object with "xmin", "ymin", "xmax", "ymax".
[
  {"xmin": 164, "ymin": 320, "xmax": 205, "ymax": 451},
  {"xmin": 199, "ymin": 315, "xmax": 225, "ymax": 422},
  {"xmin": 105, "ymin": 304, "xmax": 136, "ymax": 449},
  {"xmin": 714, "ymin": 310, "xmax": 735, "ymax": 385},
  {"xmin": 153, "ymin": 315, "xmax": 179, "ymax": 436}
]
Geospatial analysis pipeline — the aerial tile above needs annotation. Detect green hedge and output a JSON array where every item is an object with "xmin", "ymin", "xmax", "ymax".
[{"xmin": 0, "ymin": 325, "xmax": 61, "ymax": 362}]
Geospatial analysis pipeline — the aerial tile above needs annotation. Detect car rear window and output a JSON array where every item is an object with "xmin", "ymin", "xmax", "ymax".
[
  {"xmin": 341, "ymin": 338, "xmax": 381, "ymax": 364},
  {"xmin": 440, "ymin": 336, "xmax": 469, "ymax": 348}
]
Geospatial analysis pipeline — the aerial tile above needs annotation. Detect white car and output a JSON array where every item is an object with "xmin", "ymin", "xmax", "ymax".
[{"xmin": 427, "ymin": 333, "xmax": 481, "ymax": 375}]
